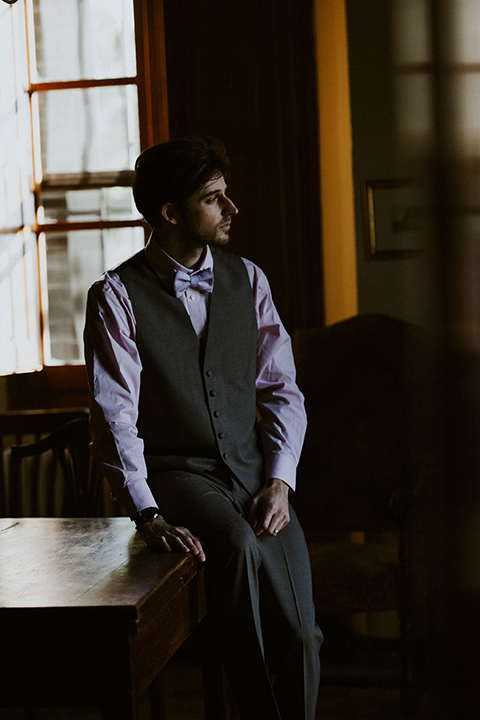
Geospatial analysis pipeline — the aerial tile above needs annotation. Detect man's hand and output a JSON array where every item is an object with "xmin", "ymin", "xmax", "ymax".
[
  {"xmin": 137, "ymin": 516, "xmax": 206, "ymax": 562},
  {"xmin": 247, "ymin": 478, "xmax": 290, "ymax": 537}
]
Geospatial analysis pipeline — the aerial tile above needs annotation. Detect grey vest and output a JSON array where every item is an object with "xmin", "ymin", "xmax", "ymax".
[{"xmin": 115, "ymin": 247, "xmax": 264, "ymax": 494}]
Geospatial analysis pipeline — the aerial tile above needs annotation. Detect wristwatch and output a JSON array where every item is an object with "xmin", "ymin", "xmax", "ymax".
[{"xmin": 132, "ymin": 506, "xmax": 160, "ymax": 528}]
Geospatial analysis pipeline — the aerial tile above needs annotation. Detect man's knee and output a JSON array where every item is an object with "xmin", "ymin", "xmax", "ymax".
[{"xmin": 208, "ymin": 515, "xmax": 262, "ymax": 569}]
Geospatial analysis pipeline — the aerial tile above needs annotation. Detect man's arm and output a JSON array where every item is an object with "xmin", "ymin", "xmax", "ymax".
[
  {"xmin": 84, "ymin": 273, "xmax": 205, "ymax": 560},
  {"xmin": 242, "ymin": 260, "xmax": 307, "ymax": 535},
  {"xmin": 84, "ymin": 273, "xmax": 154, "ymax": 517}
]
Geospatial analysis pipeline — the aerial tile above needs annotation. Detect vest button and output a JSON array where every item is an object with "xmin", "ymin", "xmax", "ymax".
[
  {"xmin": 223, "ymin": 452, "xmax": 229, "ymax": 460},
  {"xmin": 218, "ymin": 432, "xmax": 225, "ymax": 439},
  {"xmin": 206, "ymin": 369, "xmax": 213, "ymax": 377},
  {"xmin": 210, "ymin": 390, "xmax": 217, "ymax": 397},
  {"xmin": 214, "ymin": 410, "xmax": 221, "ymax": 418}
]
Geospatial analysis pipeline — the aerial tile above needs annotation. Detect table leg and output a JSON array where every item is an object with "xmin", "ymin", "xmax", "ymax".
[
  {"xmin": 149, "ymin": 672, "xmax": 167, "ymax": 720},
  {"xmin": 200, "ymin": 619, "xmax": 229, "ymax": 720},
  {"xmin": 101, "ymin": 678, "xmax": 167, "ymax": 720},
  {"xmin": 100, "ymin": 677, "xmax": 143, "ymax": 720}
]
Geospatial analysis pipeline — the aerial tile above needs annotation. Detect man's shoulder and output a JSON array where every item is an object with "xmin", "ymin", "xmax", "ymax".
[
  {"xmin": 112, "ymin": 248, "xmax": 147, "ymax": 276},
  {"xmin": 211, "ymin": 247, "xmax": 265, "ymax": 284},
  {"xmin": 88, "ymin": 268, "xmax": 125, "ymax": 304},
  {"xmin": 235, "ymin": 255, "xmax": 270, "ymax": 295},
  {"xmin": 209, "ymin": 248, "xmax": 272, "ymax": 300},
  {"xmin": 211, "ymin": 245, "xmax": 243, "ymax": 266},
  {"xmin": 88, "ymin": 249, "xmax": 144, "ymax": 297},
  {"xmin": 210, "ymin": 248, "xmax": 255, "ymax": 293}
]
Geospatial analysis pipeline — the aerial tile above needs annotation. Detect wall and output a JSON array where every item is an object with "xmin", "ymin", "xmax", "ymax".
[{"xmin": 346, "ymin": 0, "xmax": 430, "ymax": 327}]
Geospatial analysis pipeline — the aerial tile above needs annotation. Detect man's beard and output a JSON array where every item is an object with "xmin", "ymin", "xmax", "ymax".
[
  {"xmin": 208, "ymin": 230, "xmax": 231, "ymax": 248},
  {"xmin": 182, "ymin": 223, "xmax": 231, "ymax": 250}
]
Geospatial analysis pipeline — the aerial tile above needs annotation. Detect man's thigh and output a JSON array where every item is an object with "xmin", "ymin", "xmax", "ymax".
[
  {"xmin": 148, "ymin": 468, "xmax": 253, "ymax": 540},
  {"xmin": 150, "ymin": 468, "xmax": 315, "ymax": 607}
]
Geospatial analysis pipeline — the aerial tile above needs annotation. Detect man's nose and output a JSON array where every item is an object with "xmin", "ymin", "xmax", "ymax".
[{"xmin": 223, "ymin": 197, "xmax": 239, "ymax": 216}]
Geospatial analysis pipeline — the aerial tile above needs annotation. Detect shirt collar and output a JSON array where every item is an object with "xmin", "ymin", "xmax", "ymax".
[{"xmin": 144, "ymin": 231, "xmax": 214, "ymax": 293}]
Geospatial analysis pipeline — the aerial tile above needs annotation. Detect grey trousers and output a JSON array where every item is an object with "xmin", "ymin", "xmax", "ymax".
[{"xmin": 149, "ymin": 467, "xmax": 323, "ymax": 720}]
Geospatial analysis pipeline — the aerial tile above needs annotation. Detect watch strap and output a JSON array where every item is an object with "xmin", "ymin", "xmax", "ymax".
[{"xmin": 132, "ymin": 507, "xmax": 160, "ymax": 527}]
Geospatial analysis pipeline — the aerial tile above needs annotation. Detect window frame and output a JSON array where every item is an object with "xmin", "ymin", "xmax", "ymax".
[{"xmin": 5, "ymin": 0, "xmax": 168, "ymax": 408}]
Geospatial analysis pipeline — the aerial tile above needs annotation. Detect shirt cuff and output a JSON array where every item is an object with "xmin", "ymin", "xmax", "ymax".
[
  {"xmin": 119, "ymin": 478, "xmax": 159, "ymax": 519},
  {"xmin": 264, "ymin": 453, "xmax": 297, "ymax": 492}
]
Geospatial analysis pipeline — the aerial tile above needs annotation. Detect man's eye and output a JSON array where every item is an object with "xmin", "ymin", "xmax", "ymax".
[{"xmin": 207, "ymin": 196, "xmax": 218, "ymax": 204}]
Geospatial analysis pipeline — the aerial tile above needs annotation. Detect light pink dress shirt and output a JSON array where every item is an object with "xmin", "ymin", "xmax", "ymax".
[{"xmin": 84, "ymin": 238, "xmax": 307, "ymax": 518}]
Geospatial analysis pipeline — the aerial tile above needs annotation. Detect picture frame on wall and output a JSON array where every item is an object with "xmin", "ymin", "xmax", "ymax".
[{"xmin": 362, "ymin": 179, "xmax": 426, "ymax": 260}]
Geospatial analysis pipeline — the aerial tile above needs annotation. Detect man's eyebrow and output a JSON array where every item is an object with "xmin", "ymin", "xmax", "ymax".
[{"xmin": 198, "ymin": 186, "xmax": 225, "ymax": 200}]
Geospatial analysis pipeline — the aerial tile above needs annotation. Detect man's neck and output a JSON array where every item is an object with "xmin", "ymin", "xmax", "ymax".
[{"xmin": 152, "ymin": 230, "xmax": 205, "ymax": 269}]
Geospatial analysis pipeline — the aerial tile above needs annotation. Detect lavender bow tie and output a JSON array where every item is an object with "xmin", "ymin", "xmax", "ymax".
[{"xmin": 173, "ymin": 268, "xmax": 214, "ymax": 298}]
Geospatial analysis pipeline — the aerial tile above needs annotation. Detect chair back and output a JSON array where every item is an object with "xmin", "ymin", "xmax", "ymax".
[
  {"xmin": 0, "ymin": 408, "xmax": 91, "ymax": 516},
  {"xmin": 6, "ymin": 417, "xmax": 96, "ymax": 517},
  {"xmin": 293, "ymin": 314, "xmax": 431, "ymax": 538}
]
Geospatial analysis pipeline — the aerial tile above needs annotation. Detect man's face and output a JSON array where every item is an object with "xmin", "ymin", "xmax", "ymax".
[{"xmin": 177, "ymin": 175, "xmax": 239, "ymax": 249}]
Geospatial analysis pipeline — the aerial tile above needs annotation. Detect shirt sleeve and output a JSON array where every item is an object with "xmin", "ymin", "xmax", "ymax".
[
  {"xmin": 242, "ymin": 259, "xmax": 307, "ymax": 492},
  {"xmin": 84, "ymin": 272, "xmax": 158, "ymax": 518}
]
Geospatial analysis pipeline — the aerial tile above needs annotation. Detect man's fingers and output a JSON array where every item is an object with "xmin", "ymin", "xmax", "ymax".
[
  {"xmin": 259, "ymin": 507, "xmax": 290, "ymax": 536},
  {"xmin": 173, "ymin": 531, "xmax": 206, "ymax": 563},
  {"xmin": 185, "ymin": 536, "xmax": 206, "ymax": 562},
  {"xmin": 140, "ymin": 520, "xmax": 206, "ymax": 561},
  {"xmin": 145, "ymin": 534, "xmax": 172, "ymax": 551},
  {"xmin": 168, "ymin": 531, "xmax": 203, "ymax": 557}
]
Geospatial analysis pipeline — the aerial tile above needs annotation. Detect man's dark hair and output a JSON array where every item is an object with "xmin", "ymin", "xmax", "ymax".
[{"xmin": 132, "ymin": 136, "xmax": 231, "ymax": 227}]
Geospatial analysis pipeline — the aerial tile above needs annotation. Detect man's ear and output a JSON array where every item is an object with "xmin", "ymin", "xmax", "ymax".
[{"xmin": 160, "ymin": 202, "xmax": 179, "ymax": 225}]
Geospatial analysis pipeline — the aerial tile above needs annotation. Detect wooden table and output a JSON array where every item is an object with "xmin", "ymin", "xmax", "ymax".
[{"xmin": 0, "ymin": 517, "xmax": 219, "ymax": 719}]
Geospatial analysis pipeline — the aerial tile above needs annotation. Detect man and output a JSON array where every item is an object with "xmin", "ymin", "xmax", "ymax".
[{"xmin": 84, "ymin": 137, "xmax": 322, "ymax": 720}]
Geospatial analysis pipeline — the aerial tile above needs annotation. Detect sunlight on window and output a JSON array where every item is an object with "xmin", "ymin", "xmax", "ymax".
[
  {"xmin": 448, "ymin": 0, "xmax": 480, "ymax": 63},
  {"xmin": 32, "ymin": 0, "xmax": 136, "ymax": 82},
  {"xmin": 42, "ymin": 187, "xmax": 141, "ymax": 224},
  {"xmin": 395, "ymin": 74, "xmax": 433, "ymax": 154},
  {"xmin": 450, "ymin": 75, "xmax": 480, "ymax": 158},
  {"xmin": 0, "ymin": 5, "xmax": 34, "ymax": 231},
  {"xmin": 1, "ymin": 0, "xmax": 157, "ymax": 373},
  {"xmin": 0, "ymin": 3, "xmax": 41, "ymax": 375},
  {"xmin": 42, "ymin": 227, "xmax": 144, "ymax": 365},
  {"xmin": 447, "ymin": 2, "xmax": 480, "ymax": 159},
  {"xmin": 393, "ymin": 0, "xmax": 431, "ymax": 65},
  {"xmin": 393, "ymin": 0, "xmax": 480, "ymax": 348},
  {"xmin": 0, "ymin": 233, "xmax": 42, "ymax": 374},
  {"xmin": 37, "ymin": 86, "xmax": 140, "ymax": 176},
  {"xmin": 29, "ymin": 0, "xmax": 143, "ymax": 367}
]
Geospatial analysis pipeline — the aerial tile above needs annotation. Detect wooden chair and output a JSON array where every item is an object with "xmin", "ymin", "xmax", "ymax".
[
  {"xmin": 7, "ymin": 417, "xmax": 98, "ymax": 517},
  {"xmin": 293, "ymin": 314, "xmax": 432, "ymax": 715},
  {"xmin": 0, "ymin": 408, "xmax": 91, "ymax": 516},
  {"xmin": 0, "ymin": 408, "xmax": 109, "ymax": 518}
]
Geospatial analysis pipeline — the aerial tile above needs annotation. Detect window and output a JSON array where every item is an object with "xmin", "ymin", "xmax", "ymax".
[
  {"xmin": 1, "ymin": 0, "xmax": 168, "ymax": 376},
  {"xmin": 394, "ymin": 0, "xmax": 480, "ymax": 163},
  {"xmin": 0, "ymin": 1, "xmax": 39, "ymax": 374},
  {"xmin": 393, "ymin": 0, "xmax": 480, "ymax": 343}
]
